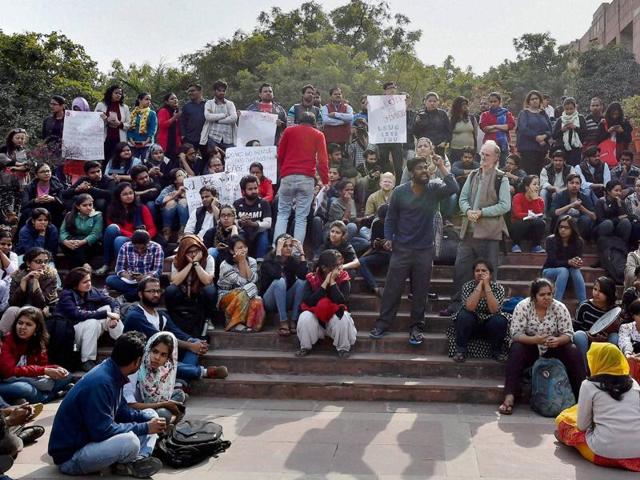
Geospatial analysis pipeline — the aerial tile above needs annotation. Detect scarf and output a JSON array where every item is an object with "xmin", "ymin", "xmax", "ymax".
[
  {"xmin": 588, "ymin": 342, "xmax": 629, "ymax": 377},
  {"xmin": 136, "ymin": 332, "xmax": 178, "ymax": 403},
  {"xmin": 302, "ymin": 270, "xmax": 350, "ymax": 324},
  {"xmin": 130, "ymin": 106, "xmax": 151, "ymax": 135},
  {"xmin": 173, "ymin": 234, "xmax": 209, "ymax": 296},
  {"xmin": 561, "ymin": 111, "xmax": 582, "ymax": 151},
  {"xmin": 489, "ymin": 106, "xmax": 509, "ymax": 146}
]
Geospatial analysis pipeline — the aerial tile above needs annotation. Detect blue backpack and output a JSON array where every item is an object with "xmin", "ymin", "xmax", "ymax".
[{"xmin": 530, "ymin": 358, "xmax": 575, "ymax": 417}]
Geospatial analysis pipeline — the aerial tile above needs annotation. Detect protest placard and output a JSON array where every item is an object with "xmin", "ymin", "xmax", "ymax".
[
  {"xmin": 237, "ymin": 110, "xmax": 278, "ymax": 146},
  {"xmin": 367, "ymin": 95, "xmax": 407, "ymax": 144},
  {"xmin": 184, "ymin": 172, "xmax": 242, "ymax": 213},
  {"xmin": 62, "ymin": 111, "xmax": 105, "ymax": 160},
  {"xmin": 225, "ymin": 146, "xmax": 278, "ymax": 182}
]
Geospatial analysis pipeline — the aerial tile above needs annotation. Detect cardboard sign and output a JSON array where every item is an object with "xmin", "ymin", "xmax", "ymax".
[
  {"xmin": 225, "ymin": 146, "xmax": 278, "ymax": 182},
  {"xmin": 237, "ymin": 110, "xmax": 278, "ymax": 147},
  {"xmin": 367, "ymin": 95, "xmax": 407, "ymax": 144},
  {"xmin": 62, "ymin": 111, "xmax": 105, "ymax": 160}
]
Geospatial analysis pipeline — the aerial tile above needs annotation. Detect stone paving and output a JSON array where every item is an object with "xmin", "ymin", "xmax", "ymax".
[{"xmin": 10, "ymin": 398, "xmax": 638, "ymax": 479}]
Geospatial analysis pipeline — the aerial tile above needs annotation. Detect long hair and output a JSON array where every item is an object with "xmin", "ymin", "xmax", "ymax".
[
  {"xmin": 11, "ymin": 307, "xmax": 48, "ymax": 356},
  {"xmin": 604, "ymin": 101, "xmax": 625, "ymax": 127},
  {"xmin": 63, "ymin": 193, "xmax": 93, "ymax": 237},
  {"xmin": 108, "ymin": 182, "xmax": 139, "ymax": 224},
  {"xmin": 173, "ymin": 235, "xmax": 209, "ymax": 295},
  {"xmin": 589, "ymin": 374, "xmax": 634, "ymax": 401},
  {"xmin": 110, "ymin": 142, "xmax": 133, "ymax": 171},
  {"xmin": 103, "ymin": 85, "xmax": 125, "ymax": 106},
  {"xmin": 449, "ymin": 96, "xmax": 469, "ymax": 127},
  {"xmin": 553, "ymin": 215, "xmax": 583, "ymax": 252},
  {"xmin": 3, "ymin": 128, "xmax": 27, "ymax": 156}
]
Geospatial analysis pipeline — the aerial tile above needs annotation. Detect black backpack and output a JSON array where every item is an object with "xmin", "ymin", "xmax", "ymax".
[
  {"xmin": 435, "ymin": 224, "xmax": 459, "ymax": 265},
  {"xmin": 46, "ymin": 316, "xmax": 79, "ymax": 371},
  {"xmin": 596, "ymin": 235, "xmax": 627, "ymax": 285},
  {"xmin": 155, "ymin": 419, "xmax": 231, "ymax": 468}
]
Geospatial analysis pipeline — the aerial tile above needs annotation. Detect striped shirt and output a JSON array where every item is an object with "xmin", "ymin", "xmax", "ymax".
[{"xmin": 574, "ymin": 300, "xmax": 612, "ymax": 332}]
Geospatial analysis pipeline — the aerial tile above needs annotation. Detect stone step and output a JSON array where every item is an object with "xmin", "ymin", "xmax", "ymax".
[
  {"xmin": 500, "ymin": 252, "xmax": 599, "ymax": 266},
  {"xmin": 201, "ymin": 349, "xmax": 505, "ymax": 379},
  {"xmin": 431, "ymin": 264, "xmax": 605, "ymax": 283},
  {"xmin": 191, "ymin": 373, "xmax": 505, "ymax": 403},
  {"xmin": 209, "ymin": 329, "xmax": 450, "ymax": 355}
]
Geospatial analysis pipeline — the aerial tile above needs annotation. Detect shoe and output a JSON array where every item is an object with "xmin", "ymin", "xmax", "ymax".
[
  {"xmin": 373, "ymin": 287, "xmax": 383, "ymax": 298},
  {"xmin": 531, "ymin": 245, "xmax": 545, "ymax": 253},
  {"xmin": 337, "ymin": 350, "xmax": 350, "ymax": 359},
  {"xmin": 55, "ymin": 383, "xmax": 74, "ymax": 400},
  {"xmin": 453, "ymin": 352, "xmax": 465, "ymax": 363},
  {"xmin": 369, "ymin": 327, "xmax": 387, "ymax": 339},
  {"xmin": 95, "ymin": 265, "xmax": 109, "ymax": 275},
  {"xmin": 492, "ymin": 351, "xmax": 508, "ymax": 363},
  {"xmin": 511, "ymin": 244, "xmax": 522, "ymax": 253},
  {"xmin": 408, "ymin": 328, "xmax": 423, "ymax": 345},
  {"xmin": 80, "ymin": 360, "xmax": 96, "ymax": 372},
  {"xmin": 16, "ymin": 425, "xmax": 45, "ymax": 445},
  {"xmin": 439, "ymin": 308, "xmax": 453, "ymax": 317},
  {"xmin": 205, "ymin": 366, "xmax": 228, "ymax": 379},
  {"xmin": 428, "ymin": 292, "xmax": 438, "ymax": 301},
  {"xmin": 295, "ymin": 348, "xmax": 311, "ymax": 357},
  {"xmin": 113, "ymin": 456, "xmax": 163, "ymax": 478}
]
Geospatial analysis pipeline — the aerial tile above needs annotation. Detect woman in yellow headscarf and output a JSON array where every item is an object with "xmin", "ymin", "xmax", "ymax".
[{"xmin": 555, "ymin": 342, "xmax": 640, "ymax": 471}]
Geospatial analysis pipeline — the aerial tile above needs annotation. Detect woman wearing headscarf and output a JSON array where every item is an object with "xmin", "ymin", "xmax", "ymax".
[
  {"xmin": 555, "ymin": 343, "xmax": 640, "ymax": 471},
  {"xmin": 123, "ymin": 332, "xmax": 185, "ymax": 424}
]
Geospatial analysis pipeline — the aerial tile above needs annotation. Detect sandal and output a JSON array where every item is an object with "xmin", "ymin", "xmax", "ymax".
[
  {"xmin": 277, "ymin": 324, "xmax": 291, "ymax": 337},
  {"xmin": 498, "ymin": 402, "xmax": 513, "ymax": 415}
]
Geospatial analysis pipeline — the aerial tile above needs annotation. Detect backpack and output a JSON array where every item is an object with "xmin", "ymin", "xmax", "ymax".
[
  {"xmin": 45, "ymin": 317, "xmax": 79, "ymax": 371},
  {"xmin": 597, "ymin": 235, "xmax": 627, "ymax": 285},
  {"xmin": 155, "ymin": 419, "xmax": 231, "ymax": 468},
  {"xmin": 530, "ymin": 357, "xmax": 575, "ymax": 417},
  {"xmin": 435, "ymin": 224, "xmax": 459, "ymax": 265}
]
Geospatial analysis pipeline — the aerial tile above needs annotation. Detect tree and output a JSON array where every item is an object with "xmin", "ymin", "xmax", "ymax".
[{"xmin": 0, "ymin": 31, "xmax": 102, "ymax": 140}]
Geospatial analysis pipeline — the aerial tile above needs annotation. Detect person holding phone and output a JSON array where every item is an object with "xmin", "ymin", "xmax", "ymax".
[{"xmin": 127, "ymin": 92, "xmax": 158, "ymax": 160}]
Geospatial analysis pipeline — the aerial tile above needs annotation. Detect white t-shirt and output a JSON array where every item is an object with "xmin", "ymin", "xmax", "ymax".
[
  {"xmin": 142, "ymin": 308, "xmax": 161, "ymax": 331},
  {"xmin": 123, "ymin": 373, "xmax": 139, "ymax": 404}
]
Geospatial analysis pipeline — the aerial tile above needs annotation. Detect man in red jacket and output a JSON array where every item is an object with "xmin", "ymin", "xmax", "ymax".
[{"xmin": 274, "ymin": 112, "xmax": 329, "ymax": 244}]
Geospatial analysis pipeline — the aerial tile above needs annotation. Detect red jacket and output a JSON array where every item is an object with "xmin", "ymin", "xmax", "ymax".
[
  {"xmin": 156, "ymin": 107, "xmax": 182, "ymax": 154},
  {"xmin": 108, "ymin": 205, "xmax": 157, "ymax": 239},
  {"xmin": 277, "ymin": 124, "xmax": 329, "ymax": 184},
  {"xmin": 511, "ymin": 193, "xmax": 545, "ymax": 221},
  {"xmin": 479, "ymin": 109, "xmax": 516, "ymax": 145},
  {"xmin": 259, "ymin": 177, "xmax": 274, "ymax": 203},
  {"xmin": 0, "ymin": 332, "xmax": 55, "ymax": 379}
]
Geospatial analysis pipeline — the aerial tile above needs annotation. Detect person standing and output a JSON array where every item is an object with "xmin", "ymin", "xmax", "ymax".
[
  {"xmin": 321, "ymin": 87, "xmax": 353, "ymax": 151},
  {"xmin": 375, "ymin": 82, "xmax": 405, "ymax": 181},
  {"xmin": 583, "ymin": 97, "xmax": 605, "ymax": 149},
  {"xmin": 369, "ymin": 154, "xmax": 459, "ymax": 344},
  {"xmin": 246, "ymin": 83, "xmax": 287, "ymax": 144},
  {"xmin": 516, "ymin": 90, "xmax": 552, "ymax": 175},
  {"xmin": 200, "ymin": 80, "xmax": 237, "ymax": 154},
  {"xmin": 156, "ymin": 93, "xmax": 181, "ymax": 160},
  {"xmin": 273, "ymin": 112, "xmax": 329, "ymax": 244},
  {"xmin": 95, "ymin": 85, "xmax": 131, "ymax": 162},
  {"xmin": 444, "ymin": 141, "xmax": 511, "ymax": 315},
  {"xmin": 412, "ymin": 92, "xmax": 451, "ymax": 157},
  {"xmin": 180, "ymin": 84, "xmax": 207, "ymax": 158},
  {"xmin": 479, "ymin": 92, "xmax": 515, "ymax": 167},
  {"xmin": 287, "ymin": 84, "xmax": 322, "ymax": 128}
]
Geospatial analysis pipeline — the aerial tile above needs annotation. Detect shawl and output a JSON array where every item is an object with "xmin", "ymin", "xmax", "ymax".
[
  {"xmin": 173, "ymin": 234, "xmax": 209, "ymax": 296},
  {"xmin": 136, "ymin": 331, "xmax": 178, "ymax": 403},
  {"xmin": 489, "ymin": 106, "xmax": 509, "ymax": 146},
  {"xmin": 561, "ymin": 111, "xmax": 583, "ymax": 151},
  {"xmin": 130, "ymin": 106, "xmax": 151, "ymax": 135}
]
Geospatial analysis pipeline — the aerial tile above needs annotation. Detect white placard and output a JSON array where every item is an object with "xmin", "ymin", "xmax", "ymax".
[
  {"xmin": 62, "ymin": 111, "xmax": 105, "ymax": 160},
  {"xmin": 225, "ymin": 146, "xmax": 278, "ymax": 182},
  {"xmin": 184, "ymin": 172, "xmax": 241, "ymax": 213},
  {"xmin": 237, "ymin": 110, "xmax": 278, "ymax": 147},
  {"xmin": 367, "ymin": 95, "xmax": 407, "ymax": 144}
]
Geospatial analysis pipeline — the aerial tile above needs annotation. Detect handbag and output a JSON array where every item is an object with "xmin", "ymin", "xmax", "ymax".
[{"xmin": 599, "ymin": 121, "xmax": 618, "ymax": 168}]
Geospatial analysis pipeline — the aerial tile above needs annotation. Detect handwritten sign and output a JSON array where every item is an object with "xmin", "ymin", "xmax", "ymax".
[
  {"xmin": 62, "ymin": 111, "xmax": 105, "ymax": 160},
  {"xmin": 237, "ymin": 110, "xmax": 278, "ymax": 147},
  {"xmin": 225, "ymin": 146, "xmax": 278, "ymax": 182},
  {"xmin": 184, "ymin": 172, "xmax": 242, "ymax": 213},
  {"xmin": 367, "ymin": 95, "xmax": 407, "ymax": 144}
]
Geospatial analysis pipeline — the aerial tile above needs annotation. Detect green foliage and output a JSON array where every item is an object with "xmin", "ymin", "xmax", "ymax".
[
  {"xmin": 621, "ymin": 96, "xmax": 640, "ymax": 128},
  {"xmin": 0, "ymin": 30, "xmax": 102, "ymax": 141},
  {"xmin": 571, "ymin": 45, "xmax": 640, "ymax": 109}
]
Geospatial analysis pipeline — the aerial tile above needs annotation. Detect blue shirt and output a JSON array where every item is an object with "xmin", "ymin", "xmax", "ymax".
[
  {"xmin": 384, "ymin": 174, "xmax": 458, "ymax": 249},
  {"xmin": 180, "ymin": 100, "xmax": 206, "ymax": 143}
]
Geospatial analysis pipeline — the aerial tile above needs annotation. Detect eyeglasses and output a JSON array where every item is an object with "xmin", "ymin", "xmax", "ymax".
[
  {"xmin": 220, "ymin": 213, "xmax": 235, "ymax": 218},
  {"xmin": 144, "ymin": 289, "xmax": 162, "ymax": 294}
]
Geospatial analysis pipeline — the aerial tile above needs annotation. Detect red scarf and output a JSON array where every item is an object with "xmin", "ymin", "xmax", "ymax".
[{"xmin": 301, "ymin": 271, "xmax": 350, "ymax": 324}]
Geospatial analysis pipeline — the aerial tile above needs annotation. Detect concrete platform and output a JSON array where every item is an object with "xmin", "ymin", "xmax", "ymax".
[{"xmin": 10, "ymin": 398, "xmax": 637, "ymax": 480}]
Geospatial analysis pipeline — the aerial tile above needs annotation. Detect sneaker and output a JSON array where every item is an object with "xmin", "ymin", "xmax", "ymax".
[
  {"xmin": 369, "ymin": 327, "xmax": 387, "ymax": 339},
  {"xmin": 80, "ymin": 360, "xmax": 96, "ymax": 372},
  {"xmin": 205, "ymin": 366, "xmax": 228, "ymax": 379},
  {"xmin": 531, "ymin": 245, "xmax": 546, "ymax": 253},
  {"xmin": 408, "ymin": 328, "xmax": 423, "ymax": 345},
  {"xmin": 511, "ymin": 244, "xmax": 522, "ymax": 253},
  {"xmin": 113, "ymin": 456, "xmax": 163, "ymax": 478}
]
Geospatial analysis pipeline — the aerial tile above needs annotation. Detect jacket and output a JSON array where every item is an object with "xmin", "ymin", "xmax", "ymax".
[
  {"xmin": 48, "ymin": 358, "xmax": 150, "ymax": 465},
  {"xmin": 459, "ymin": 168, "xmax": 511, "ymax": 240},
  {"xmin": 156, "ymin": 106, "xmax": 182, "ymax": 153},
  {"xmin": 413, "ymin": 109, "xmax": 451, "ymax": 146},
  {"xmin": 277, "ymin": 124, "xmax": 329, "ymax": 183},
  {"xmin": 122, "ymin": 304, "xmax": 191, "ymax": 342},
  {"xmin": 16, "ymin": 222, "xmax": 59, "ymax": 256},
  {"xmin": 59, "ymin": 210, "xmax": 103, "ymax": 245},
  {"xmin": 55, "ymin": 288, "xmax": 119, "ymax": 326},
  {"xmin": 107, "ymin": 204, "xmax": 157, "ymax": 239},
  {"xmin": 0, "ymin": 332, "xmax": 53, "ymax": 379},
  {"xmin": 21, "ymin": 177, "xmax": 66, "ymax": 212},
  {"xmin": 516, "ymin": 110, "xmax": 552, "ymax": 153},
  {"xmin": 199, "ymin": 99, "xmax": 237, "ymax": 146},
  {"xmin": 95, "ymin": 102, "xmax": 131, "ymax": 143},
  {"xmin": 258, "ymin": 255, "xmax": 308, "ymax": 295},
  {"xmin": 9, "ymin": 267, "xmax": 59, "ymax": 310},
  {"xmin": 62, "ymin": 175, "xmax": 114, "ymax": 205}
]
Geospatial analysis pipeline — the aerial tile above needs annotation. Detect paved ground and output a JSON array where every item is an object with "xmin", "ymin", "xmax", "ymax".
[{"xmin": 10, "ymin": 398, "xmax": 638, "ymax": 480}]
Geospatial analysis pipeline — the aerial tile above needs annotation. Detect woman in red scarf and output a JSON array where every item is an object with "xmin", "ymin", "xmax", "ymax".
[{"xmin": 296, "ymin": 249, "xmax": 356, "ymax": 358}]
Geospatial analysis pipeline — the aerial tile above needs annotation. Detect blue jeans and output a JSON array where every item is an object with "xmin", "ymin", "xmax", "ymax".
[
  {"xmin": 161, "ymin": 200, "xmax": 189, "ymax": 229},
  {"xmin": 573, "ymin": 330, "xmax": 620, "ymax": 372},
  {"xmin": 145, "ymin": 201, "xmax": 157, "ymax": 219},
  {"xmin": 263, "ymin": 278, "xmax": 306, "ymax": 323},
  {"xmin": 177, "ymin": 338, "xmax": 203, "ymax": 381},
  {"xmin": 59, "ymin": 409, "xmax": 158, "ymax": 475},
  {"xmin": 274, "ymin": 175, "xmax": 315, "ymax": 243},
  {"xmin": 0, "ymin": 375, "xmax": 73, "ymax": 404},
  {"xmin": 253, "ymin": 231, "xmax": 270, "ymax": 260},
  {"xmin": 542, "ymin": 267, "xmax": 587, "ymax": 303},
  {"xmin": 359, "ymin": 251, "xmax": 391, "ymax": 291},
  {"xmin": 131, "ymin": 146, "xmax": 150, "ymax": 160},
  {"xmin": 105, "ymin": 275, "xmax": 139, "ymax": 302},
  {"xmin": 208, "ymin": 247, "xmax": 220, "ymax": 260},
  {"xmin": 345, "ymin": 223, "xmax": 369, "ymax": 255},
  {"xmin": 103, "ymin": 224, "xmax": 129, "ymax": 266},
  {"xmin": 455, "ymin": 309, "xmax": 508, "ymax": 354}
]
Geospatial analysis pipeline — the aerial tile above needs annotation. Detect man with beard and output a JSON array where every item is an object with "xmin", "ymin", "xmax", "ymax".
[
  {"xmin": 62, "ymin": 161, "xmax": 114, "ymax": 214},
  {"xmin": 233, "ymin": 175, "xmax": 272, "ymax": 261},
  {"xmin": 123, "ymin": 276, "xmax": 228, "ymax": 381},
  {"xmin": 246, "ymin": 83, "xmax": 288, "ymax": 144},
  {"xmin": 369, "ymin": 154, "xmax": 458, "ymax": 345},
  {"xmin": 184, "ymin": 186, "xmax": 219, "ymax": 239},
  {"xmin": 583, "ymin": 97, "xmax": 605, "ymax": 149},
  {"xmin": 287, "ymin": 84, "xmax": 322, "ymax": 129}
]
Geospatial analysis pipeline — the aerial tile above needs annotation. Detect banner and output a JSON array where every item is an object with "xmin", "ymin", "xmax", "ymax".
[
  {"xmin": 184, "ymin": 172, "xmax": 241, "ymax": 213},
  {"xmin": 237, "ymin": 110, "xmax": 278, "ymax": 147},
  {"xmin": 62, "ymin": 111, "xmax": 105, "ymax": 160},
  {"xmin": 367, "ymin": 95, "xmax": 407, "ymax": 144},
  {"xmin": 225, "ymin": 146, "xmax": 278, "ymax": 182}
]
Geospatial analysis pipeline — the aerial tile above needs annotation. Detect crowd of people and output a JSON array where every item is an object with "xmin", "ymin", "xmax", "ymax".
[{"xmin": 0, "ymin": 80, "xmax": 637, "ymax": 476}]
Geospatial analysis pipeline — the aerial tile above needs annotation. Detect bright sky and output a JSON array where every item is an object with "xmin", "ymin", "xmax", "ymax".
[{"xmin": 1, "ymin": 0, "xmax": 604, "ymax": 74}]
